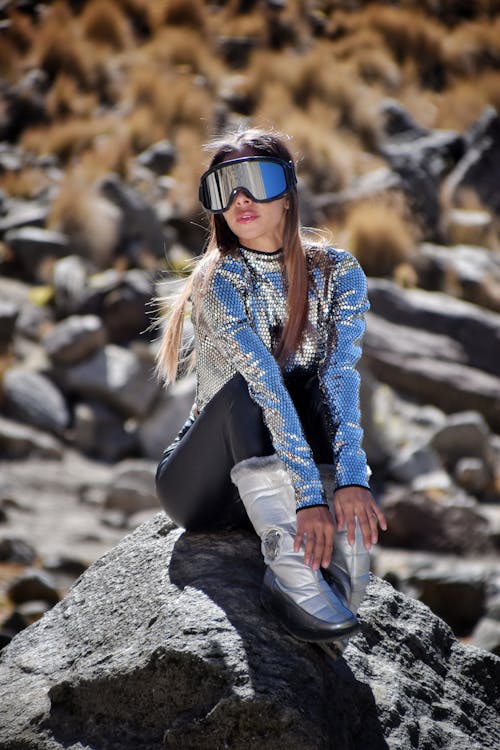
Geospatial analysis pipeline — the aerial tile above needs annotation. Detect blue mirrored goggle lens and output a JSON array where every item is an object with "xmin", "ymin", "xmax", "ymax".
[{"xmin": 199, "ymin": 158, "xmax": 294, "ymax": 212}]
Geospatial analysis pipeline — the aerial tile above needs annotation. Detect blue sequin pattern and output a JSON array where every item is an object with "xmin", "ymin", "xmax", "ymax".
[{"xmin": 193, "ymin": 245, "xmax": 370, "ymax": 510}]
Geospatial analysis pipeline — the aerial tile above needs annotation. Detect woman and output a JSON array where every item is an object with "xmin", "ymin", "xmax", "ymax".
[{"xmin": 156, "ymin": 128, "xmax": 387, "ymax": 645}]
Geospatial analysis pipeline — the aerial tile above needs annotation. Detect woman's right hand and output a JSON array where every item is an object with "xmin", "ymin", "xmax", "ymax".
[{"xmin": 294, "ymin": 505, "xmax": 335, "ymax": 570}]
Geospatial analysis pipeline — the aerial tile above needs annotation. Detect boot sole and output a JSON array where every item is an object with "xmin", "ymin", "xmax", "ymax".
[{"xmin": 260, "ymin": 574, "xmax": 360, "ymax": 643}]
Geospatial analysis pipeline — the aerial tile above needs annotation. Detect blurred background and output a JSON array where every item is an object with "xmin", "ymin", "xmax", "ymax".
[{"xmin": 0, "ymin": 0, "xmax": 499, "ymax": 654}]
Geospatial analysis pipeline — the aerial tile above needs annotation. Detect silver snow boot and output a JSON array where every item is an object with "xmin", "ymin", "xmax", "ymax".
[
  {"xmin": 318, "ymin": 465, "xmax": 371, "ymax": 614},
  {"xmin": 230, "ymin": 455, "xmax": 359, "ymax": 642}
]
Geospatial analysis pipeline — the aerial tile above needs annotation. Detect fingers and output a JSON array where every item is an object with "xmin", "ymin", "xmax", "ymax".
[
  {"xmin": 334, "ymin": 487, "xmax": 388, "ymax": 551},
  {"xmin": 295, "ymin": 509, "xmax": 335, "ymax": 569}
]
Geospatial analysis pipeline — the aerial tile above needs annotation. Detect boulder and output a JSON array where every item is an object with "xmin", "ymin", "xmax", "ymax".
[
  {"xmin": 416, "ymin": 242, "xmax": 500, "ymax": 313},
  {"xmin": 0, "ymin": 516, "xmax": 499, "ymax": 749},
  {"xmin": 380, "ymin": 485, "xmax": 494, "ymax": 556},
  {"xmin": 42, "ymin": 314, "xmax": 107, "ymax": 365},
  {"xmin": 0, "ymin": 414, "xmax": 63, "ymax": 459},
  {"xmin": 105, "ymin": 459, "xmax": 158, "ymax": 515},
  {"xmin": 1, "ymin": 368, "xmax": 70, "ymax": 436},
  {"xmin": 0, "ymin": 300, "xmax": 19, "ymax": 353},
  {"xmin": 99, "ymin": 173, "xmax": 168, "ymax": 261},
  {"xmin": 0, "ymin": 199, "xmax": 48, "ymax": 235},
  {"xmin": 138, "ymin": 374, "xmax": 196, "ymax": 461},
  {"xmin": 367, "ymin": 279, "xmax": 500, "ymax": 379},
  {"xmin": 136, "ymin": 140, "xmax": 177, "ymax": 175},
  {"xmin": 363, "ymin": 312, "xmax": 500, "ymax": 432},
  {"xmin": 71, "ymin": 400, "xmax": 137, "ymax": 462},
  {"xmin": 56, "ymin": 343, "xmax": 160, "ymax": 419},
  {"xmin": 443, "ymin": 107, "xmax": 500, "ymax": 217},
  {"xmin": 4, "ymin": 226, "xmax": 69, "ymax": 282}
]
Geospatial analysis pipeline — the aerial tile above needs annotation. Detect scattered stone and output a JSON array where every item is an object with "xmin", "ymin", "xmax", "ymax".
[
  {"xmin": 0, "ymin": 517, "xmax": 499, "ymax": 749},
  {"xmin": 2, "ymin": 367, "xmax": 70, "ymax": 435},
  {"xmin": 17, "ymin": 599, "xmax": 51, "ymax": 625},
  {"xmin": 71, "ymin": 400, "xmax": 138, "ymax": 462},
  {"xmin": 430, "ymin": 411, "xmax": 494, "ymax": 471},
  {"xmin": 364, "ymin": 312, "xmax": 500, "ymax": 432},
  {"xmin": 57, "ymin": 343, "xmax": 160, "ymax": 419},
  {"xmin": 388, "ymin": 445, "xmax": 443, "ymax": 484},
  {"xmin": 0, "ymin": 537, "xmax": 36, "ymax": 564},
  {"xmin": 105, "ymin": 459, "xmax": 159, "ymax": 515},
  {"xmin": 0, "ymin": 199, "xmax": 48, "ymax": 235},
  {"xmin": 138, "ymin": 373, "xmax": 196, "ymax": 460},
  {"xmin": 136, "ymin": 140, "xmax": 176, "ymax": 174},
  {"xmin": 446, "ymin": 209, "xmax": 494, "ymax": 248},
  {"xmin": 0, "ymin": 300, "xmax": 19, "ymax": 352},
  {"xmin": 99, "ymin": 173, "xmax": 167, "ymax": 261},
  {"xmin": 471, "ymin": 617, "xmax": 500, "ymax": 657},
  {"xmin": 4, "ymin": 226, "xmax": 69, "ymax": 282},
  {"xmin": 42, "ymin": 314, "xmax": 107, "ymax": 365},
  {"xmin": 454, "ymin": 456, "xmax": 492, "ymax": 495},
  {"xmin": 368, "ymin": 278, "xmax": 500, "ymax": 379},
  {"xmin": 52, "ymin": 254, "xmax": 90, "ymax": 317},
  {"xmin": 443, "ymin": 106, "xmax": 500, "ymax": 217},
  {"xmin": 0, "ymin": 414, "xmax": 63, "ymax": 459},
  {"xmin": 416, "ymin": 242, "xmax": 500, "ymax": 312},
  {"xmin": 409, "ymin": 568, "xmax": 487, "ymax": 634},
  {"xmin": 380, "ymin": 485, "xmax": 494, "ymax": 556},
  {"xmin": 7, "ymin": 568, "xmax": 60, "ymax": 606}
]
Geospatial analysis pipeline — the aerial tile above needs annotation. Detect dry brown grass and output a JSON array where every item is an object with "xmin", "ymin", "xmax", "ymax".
[
  {"xmin": 443, "ymin": 18, "xmax": 500, "ymax": 76},
  {"xmin": 49, "ymin": 177, "xmax": 122, "ymax": 267},
  {"xmin": 344, "ymin": 199, "xmax": 416, "ymax": 278},
  {"xmin": 3, "ymin": 9, "xmax": 35, "ymax": 53},
  {"xmin": 80, "ymin": 0, "xmax": 133, "ymax": 51},
  {"xmin": 0, "ymin": 168, "xmax": 52, "ymax": 200},
  {"xmin": 46, "ymin": 73, "xmax": 99, "ymax": 120},
  {"xmin": 284, "ymin": 110, "xmax": 356, "ymax": 194},
  {"xmin": 29, "ymin": 4, "xmax": 97, "ymax": 90},
  {"xmin": 431, "ymin": 71, "xmax": 500, "ymax": 130},
  {"xmin": 20, "ymin": 115, "xmax": 120, "ymax": 164},
  {"xmin": 161, "ymin": 0, "xmax": 207, "ymax": 31}
]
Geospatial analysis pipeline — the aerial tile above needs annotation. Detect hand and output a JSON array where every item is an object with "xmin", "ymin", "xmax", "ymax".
[
  {"xmin": 294, "ymin": 505, "xmax": 335, "ymax": 570},
  {"xmin": 333, "ymin": 486, "xmax": 387, "ymax": 550}
]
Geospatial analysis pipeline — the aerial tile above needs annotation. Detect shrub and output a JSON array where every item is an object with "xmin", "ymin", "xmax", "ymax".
[
  {"xmin": 80, "ymin": 0, "xmax": 133, "ymax": 51},
  {"xmin": 344, "ymin": 199, "xmax": 415, "ymax": 278},
  {"xmin": 20, "ymin": 115, "xmax": 119, "ymax": 164},
  {"xmin": 46, "ymin": 73, "xmax": 98, "ymax": 120},
  {"xmin": 49, "ymin": 177, "xmax": 122, "ymax": 268},
  {"xmin": 443, "ymin": 18, "xmax": 500, "ymax": 76}
]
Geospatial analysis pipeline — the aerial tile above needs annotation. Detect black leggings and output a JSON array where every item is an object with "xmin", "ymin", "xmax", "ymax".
[{"xmin": 155, "ymin": 373, "xmax": 333, "ymax": 532}]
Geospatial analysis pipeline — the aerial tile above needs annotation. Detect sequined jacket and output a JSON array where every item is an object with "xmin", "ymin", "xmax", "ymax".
[{"xmin": 181, "ymin": 244, "xmax": 370, "ymax": 511}]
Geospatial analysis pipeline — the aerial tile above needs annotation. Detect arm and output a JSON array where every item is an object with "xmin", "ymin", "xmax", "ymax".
[
  {"xmin": 200, "ymin": 258, "xmax": 326, "ymax": 512},
  {"xmin": 319, "ymin": 251, "xmax": 386, "ymax": 548}
]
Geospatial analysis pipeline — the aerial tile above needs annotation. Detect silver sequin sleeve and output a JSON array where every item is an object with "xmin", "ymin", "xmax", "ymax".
[
  {"xmin": 318, "ymin": 251, "xmax": 370, "ymax": 490},
  {"xmin": 197, "ymin": 256, "xmax": 326, "ymax": 510}
]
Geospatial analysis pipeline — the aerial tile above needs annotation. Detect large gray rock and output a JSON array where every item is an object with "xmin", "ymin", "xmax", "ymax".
[
  {"xmin": 0, "ymin": 516, "xmax": 499, "ymax": 749},
  {"xmin": 443, "ymin": 107, "xmax": 500, "ymax": 217},
  {"xmin": 380, "ymin": 485, "xmax": 495, "ymax": 556},
  {"xmin": 56, "ymin": 343, "xmax": 160, "ymax": 419},
  {"xmin": 363, "ymin": 312, "xmax": 500, "ymax": 431},
  {"xmin": 1, "ymin": 367, "xmax": 70, "ymax": 436},
  {"xmin": 42, "ymin": 314, "xmax": 107, "ymax": 365},
  {"xmin": 367, "ymin": 279, "xmax": 500, "ymax": 378},
  {"xmin": 4, "ymin": 226, "xmax": 69, "ymax": 282},
  {"xmin": 417, "ymin": 242, "xmax": 500, "ymax": 312}
]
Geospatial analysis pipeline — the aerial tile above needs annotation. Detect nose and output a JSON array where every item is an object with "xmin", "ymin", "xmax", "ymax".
[{"xmin": 233, "ymin": 189, "xmax": 251, "ymax": 205}]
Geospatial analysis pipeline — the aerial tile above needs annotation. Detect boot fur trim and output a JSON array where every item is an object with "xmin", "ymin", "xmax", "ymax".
[{"xmin": 230, "ymin": 454, "xmax": 286, "ymax": 485}]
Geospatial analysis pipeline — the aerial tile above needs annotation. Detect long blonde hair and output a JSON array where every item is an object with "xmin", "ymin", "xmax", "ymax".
[{"xmin": 156, "ymin": 127, "xmax": 309, "ymax": 384}]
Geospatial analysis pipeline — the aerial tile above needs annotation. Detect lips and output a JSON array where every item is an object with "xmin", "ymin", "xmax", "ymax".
[{"xmin": 236, "ymin": 212, "xmax": 258, "ymax": 223}]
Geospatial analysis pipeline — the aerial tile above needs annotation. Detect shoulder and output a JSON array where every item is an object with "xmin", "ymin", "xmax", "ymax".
[{"xmin": 306, "ymin": 244, "xmax": 365, "ymax": 277}]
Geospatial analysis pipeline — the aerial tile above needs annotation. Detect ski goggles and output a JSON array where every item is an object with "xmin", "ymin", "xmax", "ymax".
[{"xmin": 199, "ymin": 156, "xmax": 297, "ymax": 213}]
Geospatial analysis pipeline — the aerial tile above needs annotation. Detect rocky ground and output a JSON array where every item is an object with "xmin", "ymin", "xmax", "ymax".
[{"xmin": 1, "ymin": 103, "xmax": 500, "ymax": 662}]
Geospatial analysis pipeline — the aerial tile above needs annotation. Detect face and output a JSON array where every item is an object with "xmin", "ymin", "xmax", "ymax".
[{"xmin": 220, "ymin": 148, "xmax": 289, "ymax": 252}]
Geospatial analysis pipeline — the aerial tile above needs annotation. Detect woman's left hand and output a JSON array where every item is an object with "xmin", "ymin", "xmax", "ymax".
[{"xmin": 333, "ymin": 486, "xmax": 387, "ymax": 551}]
